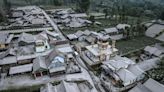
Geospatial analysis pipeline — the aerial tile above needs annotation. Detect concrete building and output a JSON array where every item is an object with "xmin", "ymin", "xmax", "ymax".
[{"xmin": 83, "ymin": 37, "xmax": 118, "ymax": 66}]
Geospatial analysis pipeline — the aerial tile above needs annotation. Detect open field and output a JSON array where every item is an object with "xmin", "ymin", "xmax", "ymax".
[{"xmin": 116, "ymin": 36, "xmax": 162, "ymax": 54}]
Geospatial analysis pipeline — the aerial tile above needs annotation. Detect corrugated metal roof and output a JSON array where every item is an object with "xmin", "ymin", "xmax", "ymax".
[
  {"xmin": 9, "ymin": 64, "xmax": 33, "ymax": 75},
  {"xmin": 33, "ymin": 56, "xmax": 47, "ymax": 72},
  {"xmin": 104, "ymin": 27, "xmax": 118, "ymax": 34},
  {"xmin": 0, "ymin": 56, "xmax": 17, "ymax": 65}
]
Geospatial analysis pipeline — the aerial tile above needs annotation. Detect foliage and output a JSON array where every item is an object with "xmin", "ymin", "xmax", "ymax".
[
  {"xmin": 3, "ymin": 0, "xmax": 11, "ymax": 12},
  {"xmin": 103, "ymin": 8, "xmax": 109, "ymax": 19},
  {"xmin": 78, "ymin": 0, "xmax": 90, "ymax": 13}
]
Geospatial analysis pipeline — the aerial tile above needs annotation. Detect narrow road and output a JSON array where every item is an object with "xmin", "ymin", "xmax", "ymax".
[{"xmin": 42, "ymin": 10, "xmax": 66, "ymax": 40}]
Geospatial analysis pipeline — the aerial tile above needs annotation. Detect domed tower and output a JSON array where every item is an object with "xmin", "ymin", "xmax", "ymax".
[
  {"xmin": 97, "ymin": 37, "xmax": 109, "ymax": 50},
  {"xmin": 97, "ymin": 37, "xmax": 109, "ymax": 61}
]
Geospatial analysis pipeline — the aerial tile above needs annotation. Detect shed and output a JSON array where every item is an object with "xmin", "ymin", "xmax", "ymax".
[
  {"xmin": 67, "ymin": 34, "xmax": 78, "ymax": 40},
  {"xmin": 70, "ymin": 13, "xmax": 87, "ymax": 18},
  {"xmin": 116, "ymin": 24, "xmax": 131, "ymax": 30},
  {"xmin": 75, "ymin": 30, "xmax": 84, "ymax": 38},
  {"xmin": 104, "ymin": 27, "xmax": 118, "ymax": 34},
  {"xmin": 31, "ymin": 18, "xmax": 46, "ymax": 25}
]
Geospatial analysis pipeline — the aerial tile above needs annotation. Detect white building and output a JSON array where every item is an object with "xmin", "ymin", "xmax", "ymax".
[{"xmin": 84, "ymin": 38, "xmax": 118, "ymax": 66}]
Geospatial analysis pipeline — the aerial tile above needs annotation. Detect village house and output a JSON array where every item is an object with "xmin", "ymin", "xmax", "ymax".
[
  {"xmin": 103, "ymin": 27, "xmax": 124, "ymax": 40},
  {"xmin": 45, "ymin": 50, "xmax": 66, "ymax": 76},
  {"xmin": 40, "ymin": 80, "xmax": 93, "ymax": 92},
  {"xmin": 49, "ymin": 8, "xmax": 92, "ymax": 29},
  {"xmin": 104, "ymin": 27, "xmax": 119, "ymax": 36},
  {"xmin": 143, "ymin": 44, "xmax": 164, "ymax": 59},
  {"xmin": 116, "ymin": 24, "xmax": 131, "ymax": 30},
  {"xmin": 0, "ymin": 48, "xmax": 17, "ymax": 73},
  {"xmin": 7, "ymin": 6, "xmax": 50, "ymax": 29},
  {"xmin": 129, "ymin": 78, "xmax": 164, "ymax": 92},
  {"xmin": 89, "ymin": 13, "xmax": 105, "ymax": 19},
  {"xmin": 12, "ymin": 10, "xmax": 24, "ymax": 18},
  {"xmin": 18, "ymin": 32, "xmax": 36, "ymax": 46},
  {"xmin": 100, "ymin": 55, "xmax": 145, "ymax": 86},
  {"xmin": 32, "ymin": 56, "xmax": 48, "ymax": 78},
  {"xmin": 66, "ymin": 34, "xmax": 78, "ymax": 41},
  {"xmin": 145, "ymin": 23, "xmax": 164, "ymax": 42}
]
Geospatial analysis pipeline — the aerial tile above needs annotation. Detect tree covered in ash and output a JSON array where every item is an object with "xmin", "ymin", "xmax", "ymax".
[
  {"xmin": 0, "ymin": 0, "xmax": 11, "ymax": 22},
  {"xmin": 147, "ymin": 58, "xmax": 164, "ymax": 84},
  {"xmin": 75, "ymin": 0, "xmax": 90, "ymax": 13},
  {"xmin": 160, "ymin": 11, "xmax": 164, "ymax": 20}
]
